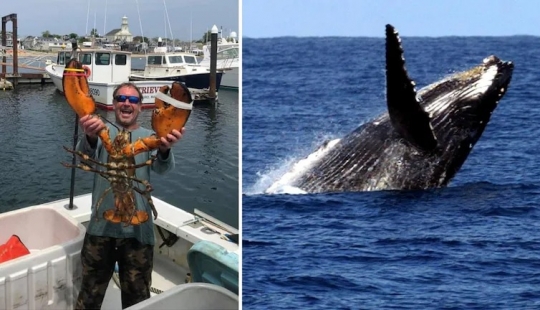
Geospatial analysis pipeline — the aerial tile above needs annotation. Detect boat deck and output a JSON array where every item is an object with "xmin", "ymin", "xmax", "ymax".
[
  {"xmin": 103, "ymin": 253, "xmax": 189, "ymax": 308},
  {"xmin": 0, "ymin": 194, "xmax": 239, "ymax": 309},
  {"xmin": 44, "ymin": 194, "xmax": 238, "ymax": 254}
]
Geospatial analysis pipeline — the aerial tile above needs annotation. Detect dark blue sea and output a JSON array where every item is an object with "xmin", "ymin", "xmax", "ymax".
[{"xmin": 242, "ymin": 35, "xmax": 540, "ymax": 309}]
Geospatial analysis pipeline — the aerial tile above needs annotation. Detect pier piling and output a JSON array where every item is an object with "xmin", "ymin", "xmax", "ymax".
[
  {"xmin": 1, "ymin": 13, "xmax": 18, "ymax": 87},
  {"xmin": 209, "ymin": 25, "xmax": 219, "ymax": 104}
]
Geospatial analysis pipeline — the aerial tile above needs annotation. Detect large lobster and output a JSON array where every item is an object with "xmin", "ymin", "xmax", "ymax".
[{"xmin": 61, "ymin": 58, "xmax": 192, "ymax": 226}]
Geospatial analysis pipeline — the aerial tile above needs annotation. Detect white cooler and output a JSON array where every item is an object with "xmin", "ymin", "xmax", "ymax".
[{"xmin": 0, "ymin": 205, "xmax": 85, "ymax": 310}]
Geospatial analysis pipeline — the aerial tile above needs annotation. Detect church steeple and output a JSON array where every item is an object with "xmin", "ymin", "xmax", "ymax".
[{"xmin": 121, "ymin": 16, "xmax": 129, "ymax": 33}]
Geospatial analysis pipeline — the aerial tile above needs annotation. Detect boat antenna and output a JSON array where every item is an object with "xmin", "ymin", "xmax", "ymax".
[
  {"xmin": 66, "ymin": 40, "xmax": 80, "ymax": 210},
  {"xmin": 103, "ymin": 0, "xmax": 108, "ymax": 40},
  {"xmin": 135, "ymin": 0, "xmax": 146, "ymax": 54},
  {"xmin": 85, "ymin": 0, "xmax": 90, "ymax": 36},
  {"xmin": 163, "ymin": 0, "xmax": 175, "ymax": 49},
  {"xmin": 163, "ymin": 8, "xmax": 167, "ymax": 47}
]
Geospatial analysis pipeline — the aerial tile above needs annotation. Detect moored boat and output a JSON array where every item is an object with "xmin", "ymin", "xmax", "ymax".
[
  {"xmin": 129, "ymin": 44, "xmax": 224, "ymax": 91},
  {"xmin": 199, "ymin": 33, "xmax": 239, "ymax": 90}
]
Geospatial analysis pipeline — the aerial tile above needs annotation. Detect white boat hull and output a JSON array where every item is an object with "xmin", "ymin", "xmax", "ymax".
[{"xmin": 220, "ymin": 67, "xmax": 239, "ymax": 89}]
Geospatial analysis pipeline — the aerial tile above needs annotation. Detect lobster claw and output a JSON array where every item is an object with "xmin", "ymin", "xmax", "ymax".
[
  {"xmin": 152, "ymin": 82, "xmax": 193, "ymax": 138},
  {"xmin": 62, "ymin": 59, "xmax": 96, "ymax": 118},
  {"xmin": 123, "ymin": 82, "xmax": 193, "ymax": 157}
]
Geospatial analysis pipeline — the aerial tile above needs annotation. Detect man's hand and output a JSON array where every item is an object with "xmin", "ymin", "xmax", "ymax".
[
  {"xmin": 80, "ymin": 115, "xmax": 106, "ymax": 144},
  {"xmin": 159, "ymin": 127, "xmax": 185, "ymax": 153}
]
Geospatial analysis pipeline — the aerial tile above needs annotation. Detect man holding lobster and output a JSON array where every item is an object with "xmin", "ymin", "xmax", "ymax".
[{"xmin": 73, "ymin": 82, "xmax": 187, "ymax": 309}]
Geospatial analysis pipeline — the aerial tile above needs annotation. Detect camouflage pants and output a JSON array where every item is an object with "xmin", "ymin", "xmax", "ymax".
[{"xmin": 75, "ymin": 233, "xmax": 153, "ymax": 309}]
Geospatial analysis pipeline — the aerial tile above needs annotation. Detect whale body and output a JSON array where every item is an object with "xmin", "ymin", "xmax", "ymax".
[{"xmin": 272, "ymin": 24, "xmax": 514, "ymax": 194}]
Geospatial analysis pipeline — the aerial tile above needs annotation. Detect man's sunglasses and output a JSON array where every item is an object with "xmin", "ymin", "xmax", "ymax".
[{"xmin": 114, "ymin": 95, "xmax": 140, "ymax": 104}]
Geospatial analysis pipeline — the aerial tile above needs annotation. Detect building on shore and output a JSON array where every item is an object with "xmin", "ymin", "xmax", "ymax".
[
  {"xmin": 104, "ymin": 16, "xmax": 133, "ymax": 43},
  {"xmin": 0, "ymin": 31, "xmax": 20, "ymax": 48}
]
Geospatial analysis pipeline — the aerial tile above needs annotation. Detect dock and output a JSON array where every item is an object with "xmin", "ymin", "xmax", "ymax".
[
  {"xmin": 191, "ymin": 88, "xmax": 219, "ymax": 104},
  {"xmin": 1, "ymin": 13, "xmax": 53, "ymax": 87},
  {"xmin": 0, "ymin": 72, "xmax": 52, "ymax": 85}
]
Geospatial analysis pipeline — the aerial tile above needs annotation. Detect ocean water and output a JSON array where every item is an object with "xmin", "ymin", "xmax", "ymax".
[
  {"xmin": 0, "ymin": 85, "xmax": 239, "ymax": 229},
  {"xmin": 242, "ymin": 35, "xmax": 540, "ymax": 309}
]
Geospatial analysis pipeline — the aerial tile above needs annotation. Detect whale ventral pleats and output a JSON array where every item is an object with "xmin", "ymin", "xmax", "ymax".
[{"xmin": 385, "ymin": 24, "xmax": 438, "ymax": 152}]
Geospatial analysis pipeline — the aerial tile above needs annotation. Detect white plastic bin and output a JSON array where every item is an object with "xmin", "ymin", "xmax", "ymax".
[
  {"xmin": 126, "ymin": 282, "xmax": 238, "ymax": 310},
  {"xmin": 0, "ymin": 205, "xmax": 85, "ymax": 310}
]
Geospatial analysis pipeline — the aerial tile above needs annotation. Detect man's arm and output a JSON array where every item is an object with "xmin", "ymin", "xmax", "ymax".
[
  {"xmin": 76, "ymin": 115, "xmax": 106, "ymax": 158},
  {"xmin": 151, "ymin": 148, "xmax": 175, "ymax": 175},
  {"xmin": 75, "ymin": 134, "xmax": 98, "ymax": 158}
]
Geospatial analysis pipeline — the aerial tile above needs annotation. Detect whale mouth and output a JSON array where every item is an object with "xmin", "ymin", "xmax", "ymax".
[
  {"xmin": 478, "ymin": 57, "xmax": 513, "ymax": 108},
  {"xmin": 491, "ymin": 58, "xmax": 513, "ymax": 95},
  {"xmin": 418, "ymin": 55, "xmax": 513, "ymax": 119},
  {"xmin": 481, "ymin": 55, "xmax": 513, "ymax": 91}
]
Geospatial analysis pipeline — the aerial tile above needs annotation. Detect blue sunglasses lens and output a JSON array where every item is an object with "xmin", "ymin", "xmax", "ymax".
[{"xmin": 115, "ymin": 95, "xmax": 140, "ymax": 104}]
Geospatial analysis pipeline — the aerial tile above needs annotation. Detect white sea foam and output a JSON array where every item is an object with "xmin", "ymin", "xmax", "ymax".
[
  {"xmin": 261, "ymin": 138, "xmax": 341, "ymax": 195},
  {"xmin": 244, "ymin": 156, "xmax": 301, "ymax": 196}
]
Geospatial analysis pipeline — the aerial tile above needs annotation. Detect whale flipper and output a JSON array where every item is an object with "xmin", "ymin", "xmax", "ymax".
[{"xmin": 385, "ymin": 24, "xmax": 438, "ymax": 152}]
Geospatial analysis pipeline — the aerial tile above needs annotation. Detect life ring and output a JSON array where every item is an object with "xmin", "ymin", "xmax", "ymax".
[{"xmin": 83, "ymin": 66, "xmax": 91, "ymax": 77}]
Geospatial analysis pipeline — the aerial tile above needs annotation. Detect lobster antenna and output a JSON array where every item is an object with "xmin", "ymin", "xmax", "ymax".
[{"xmin": 100, "ymin": 115, "xmax": 120, "ymax": 131}]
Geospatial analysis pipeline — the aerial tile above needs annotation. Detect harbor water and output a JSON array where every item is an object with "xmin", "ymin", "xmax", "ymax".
[{"xmin": 0, "ymin": 84, "xmax": 239, "ymax": 229}]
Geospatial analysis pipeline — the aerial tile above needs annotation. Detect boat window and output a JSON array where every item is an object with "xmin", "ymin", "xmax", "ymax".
[
  {"xmin": 217, "ymin": 47, "xmax": 238, "ymax": 60},
  {"xmin": 80, "ymin": 53, "xmax": 92, "ymax": 65},
  {"xmin": 168, "ymin": 56, "xmax": 184, "ymax": 64},
  {"xmin": 95, "ymin": 53, "xmax": 110, "ymax": 65},
  {"xmin": 57, "ymin": 52, "xmax": 71, "ymax": 65},
  {"xmin": 183, "ymin": 56, "xmax": 198, "ymax": 64},
  {"xmin": 115, "ymin": 54, "xmax": 127, "ymax": 66},
  {"xmin": 147, "ymin": 56, "xmax": 162, "ymax": 65}
]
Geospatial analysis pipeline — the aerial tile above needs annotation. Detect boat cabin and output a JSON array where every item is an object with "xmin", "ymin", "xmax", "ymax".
[
  {"xmin": 202, "ymin": 37, "xmax": 239, "ymax": 62},
  {"xmin": 200, "ymin": 40, "xmax": 239, "ymax": 69},
  {"xmin": 134, "ymin": 52, "xmax": 210, "ymax": 79},
  {"xmin": 55, "ymin": 49, "xmax": 133, "ymax": 83},
  {"xmin": 146, "ymin": 53, "xmax": 200, "ymax": 67}
]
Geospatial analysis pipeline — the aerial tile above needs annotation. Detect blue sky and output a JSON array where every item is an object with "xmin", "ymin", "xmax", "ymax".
[
  {"xmin": 3, "ymin": 0, "xmax": 238, "ymax": 40},
  {"xmin": 242, "ymin": 0, "xmax": 538, "ymax": 38}
]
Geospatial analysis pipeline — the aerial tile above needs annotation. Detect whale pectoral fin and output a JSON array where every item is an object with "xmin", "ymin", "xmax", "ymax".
[{"xmin": 385, "ymin": 24, "xmax": 438, "ymax": 152}]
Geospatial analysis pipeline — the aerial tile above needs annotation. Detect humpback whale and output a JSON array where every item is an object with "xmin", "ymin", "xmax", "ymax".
[{"xmin": 269, "ymin": 24, "xmax": 514, "ymax": 194}]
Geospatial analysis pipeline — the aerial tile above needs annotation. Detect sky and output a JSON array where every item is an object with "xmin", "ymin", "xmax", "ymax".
[
  {"xmin": 242, "ymin": 0, "xmax": 540, "ymax": 38},
  {"xmin": 2, "ymin": 0, "xmax": 238, "ymax": 41}
]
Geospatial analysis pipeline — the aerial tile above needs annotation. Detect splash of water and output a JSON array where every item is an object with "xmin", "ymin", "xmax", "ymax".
[{"xmin": 246, "ymin": 138, "xmax": 341, "ymax": 195}]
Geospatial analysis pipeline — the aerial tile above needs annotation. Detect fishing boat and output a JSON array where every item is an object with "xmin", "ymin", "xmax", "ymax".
[
  {"xmin": 44, "ymin": 47, "xmax": 216, "ymax": 110},
  {"xmin": 0, "ymin": 194, "xmax": 239, "ymax": 309},
  {"xmin": 199, "ymin": 33, "xmax": 239, "ymax": 90},
  {"xmin": 129, "ymin": 41, "xmax": 224, "ymax": 91}
]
